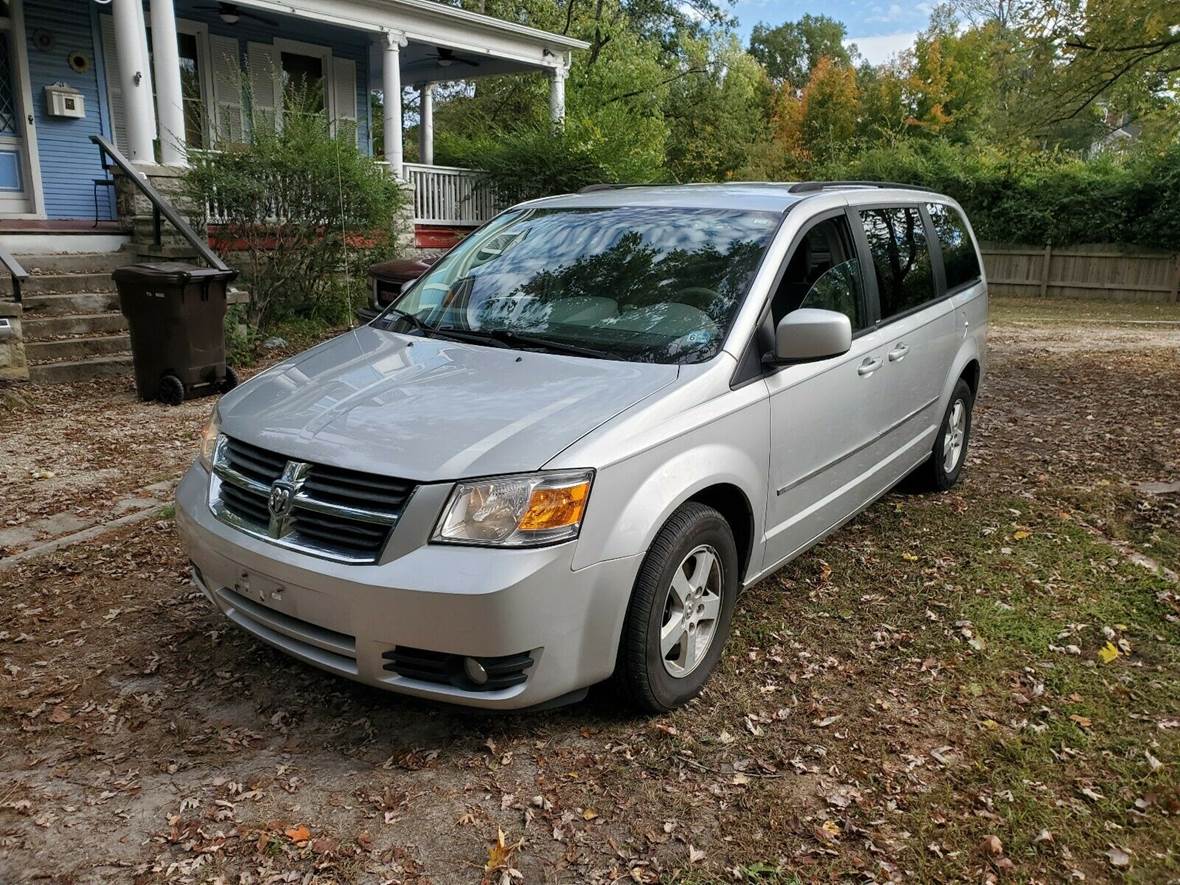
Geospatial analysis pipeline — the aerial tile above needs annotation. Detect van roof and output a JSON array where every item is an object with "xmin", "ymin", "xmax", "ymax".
[{"xmin": 524, "ymin": 181, "xmax": 949, "ymax": 214}]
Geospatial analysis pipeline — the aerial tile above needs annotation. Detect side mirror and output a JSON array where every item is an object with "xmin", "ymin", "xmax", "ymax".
[
  {"xmin": 771, "ymin": 308, "xmax": 852, "ymax": 363},
  {"xmin": 400, "ymin": 278, "xmax": 416, "ymax": 294}
]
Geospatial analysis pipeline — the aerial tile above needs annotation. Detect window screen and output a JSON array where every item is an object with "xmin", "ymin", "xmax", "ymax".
[
  {"xmin": 858, "ymin": 207, "xmax": 935, "ymax": 319},
  {"xmin": 927, "ymin": 203, "xmax": 981, "ymax": 291}
]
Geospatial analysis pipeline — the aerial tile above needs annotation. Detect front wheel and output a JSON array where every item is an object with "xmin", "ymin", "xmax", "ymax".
[
  {"xmin": 616, "ymin": 502, "xmax": 739, "ymax": 712},
  {"xmin": 917, "ymin": 378, "xmax": 974, "ymax": 491}
]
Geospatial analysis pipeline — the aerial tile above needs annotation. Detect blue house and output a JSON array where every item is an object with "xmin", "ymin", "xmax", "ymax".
[
  {"xmin": 0, "ymin": 0, "xmax": 583, "ymax": 383},
  {"xmin": 0, "ymin": 0, "xmax": 584, "ymax": 253}
]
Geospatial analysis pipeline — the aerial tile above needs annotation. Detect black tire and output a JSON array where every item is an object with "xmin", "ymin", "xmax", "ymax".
[
  {"xmin": 220, "ymin": 365, "xmax": 239, "ymax": 393},
  {"xmin": 916, "ymin": 378, "xmax": 974, "ymax": 491},
  {"xmin": 157, "ymin": 374, "xmax": 185, "ymax": 406},
  {"xmin": 616, "ymin": 502, "xmax": 739, "ymax": 712}
]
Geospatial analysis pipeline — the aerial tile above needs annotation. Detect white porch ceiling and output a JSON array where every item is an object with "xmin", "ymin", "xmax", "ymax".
[{"xmin": 227, "ymin": 0, "xmax": 587, "ymax": 84}]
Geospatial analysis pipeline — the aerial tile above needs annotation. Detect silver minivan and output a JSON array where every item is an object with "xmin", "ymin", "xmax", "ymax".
[{"xmin": 177, "ymin": 182, "xmax": 987, "ymax": 712}]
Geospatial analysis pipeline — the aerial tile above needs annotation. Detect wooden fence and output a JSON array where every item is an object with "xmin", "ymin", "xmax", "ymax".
[{"xmin": 981, "ymin": 243, "xmax": 1180, "ymax": 302}]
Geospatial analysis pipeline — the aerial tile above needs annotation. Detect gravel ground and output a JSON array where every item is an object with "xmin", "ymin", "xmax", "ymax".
[{"xmin": 1, "ymin": 298, "xmax": 1178, "ymax": 883}]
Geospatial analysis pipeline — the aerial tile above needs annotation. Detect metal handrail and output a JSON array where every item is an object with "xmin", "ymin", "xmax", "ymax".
[
  {"xmin": 0, "ymin": 240, "xmax": 28, "ymax": 304},
  {"xmin": 89, "ymin": 134, "xmax": 231, "ymax": 273}
]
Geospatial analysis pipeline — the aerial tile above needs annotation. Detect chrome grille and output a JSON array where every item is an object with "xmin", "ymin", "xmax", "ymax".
[{"xmin": 209, "ymin": 436, "xmax": 413, "ymax": 563}]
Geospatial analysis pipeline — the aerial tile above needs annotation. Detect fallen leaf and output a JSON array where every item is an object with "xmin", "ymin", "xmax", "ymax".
[
  {"xmin": 901, "ymin": 552, "xmax": 918, "ymax": 562},
  {"xmin": 981, "ymin": 834, "xmax": 1003, "ymax": 856},
  {"xmin": 582, "ymin": 808, "xmax": 598, "ymax": 821},
  {"xmin": 486, "ymin": 828, "xmax": 513, "ymax": 871},
  {"xmin": 1013, "ymin": 530, "xmax": 1031, "ymax": 540},
  {"xmin": 284, "ymin": 825, "xmax": 310, "ymax": 843},
  {"xmin": 1070, "ymin": 714, "xmax": 1092, "ymax": 729},
  {"xmin": 1105, "ymin": 846, "xmax": 1131, "ymax": 868},
  {"xmin": 1097, "ymin": 642, "xmax": 1119, "ymax": 664},
  {"xmin": 688, "ymin": 845, "xmax": 706, "ymax": 863}
]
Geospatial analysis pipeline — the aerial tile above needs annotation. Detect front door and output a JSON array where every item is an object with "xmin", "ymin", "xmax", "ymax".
[
  {"xmin": 761, "ymin": 211, "xmax": 895, "ymax": 570},
  {"xmin": 0, "ymin": 8, "xmax": 32, "ymax": 216}
]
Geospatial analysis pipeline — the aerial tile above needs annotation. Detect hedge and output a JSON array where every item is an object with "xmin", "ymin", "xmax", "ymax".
[{"xmin": 813, "ymin": 140, "xmax": 1180, "ymax": 250}]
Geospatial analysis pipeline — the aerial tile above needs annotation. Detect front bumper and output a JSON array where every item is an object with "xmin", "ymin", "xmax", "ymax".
[{"xmin": 175, "ymin": 464, "xmax": 642, "ymax": 709}]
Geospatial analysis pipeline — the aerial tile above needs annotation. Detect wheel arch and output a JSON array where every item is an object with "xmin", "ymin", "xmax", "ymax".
[{"xmin": 685, "ymin": 482, "xmax": 756, "ymax": 583}]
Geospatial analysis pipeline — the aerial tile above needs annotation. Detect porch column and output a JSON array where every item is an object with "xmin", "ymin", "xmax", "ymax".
[
  {"xmin": 112, "ymin": 0, "xmax": 156, "ymax": 163},
  {"xmin": 418, "ymin": 83, "xmax": 433, "ymax": 166},
  {"xmin": 382, "ymin": 32, "xmax": 405, "ymax": 178},
  {"xmin": 548, "ymin": 65, "xmax": 566, "ymax": 127},
  {"xmin": 150, "ymin": 0, "xmax": 187, "ymax": 165}
]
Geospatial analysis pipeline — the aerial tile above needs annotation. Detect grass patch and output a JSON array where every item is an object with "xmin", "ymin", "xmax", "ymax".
[{"xmin": 990, "ymin": 295, "xmax": 1180, "ymax": 325}]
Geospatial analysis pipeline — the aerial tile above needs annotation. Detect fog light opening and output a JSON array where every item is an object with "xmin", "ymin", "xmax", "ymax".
[{"xmin": 463, "ymin": 656, "xmax": 489, "ymax": 686}]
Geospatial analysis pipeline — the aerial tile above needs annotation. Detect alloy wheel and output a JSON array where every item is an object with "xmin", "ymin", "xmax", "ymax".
[
  {"xmin": 943, "ymin": 398, "xmax": 967, "ymax": 473},
  {"xmin": 660, "ymin": 544, "xmax": 723, "ymax": 678}
]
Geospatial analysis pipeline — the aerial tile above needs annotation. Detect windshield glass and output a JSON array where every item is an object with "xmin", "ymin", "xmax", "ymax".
[{"xmin": 379, "ymin": 205, "xmax": 780, "ymax": 363}]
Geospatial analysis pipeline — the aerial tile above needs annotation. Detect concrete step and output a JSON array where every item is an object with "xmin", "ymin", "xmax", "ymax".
[
  {"xmin": 22, "ymin": 311, "xmax": 127, "ymax": 340},
  {"xmin": 0, "ymin": 271, "xmax": 116, "ymax": 296},
  {"xmin": 26, "ymin": 334, "xmax": 131, "ymax": 364},
  {"xmin": 28, "ymin": 354, "xmax": 133, "ymax": 384},
  {"xmin": 20, "ymin": 291, "xmax": 120, "ymax": 316},
  {"xmin": 15, "ymin": 250, "xmax": 133, "ymax": 275}
]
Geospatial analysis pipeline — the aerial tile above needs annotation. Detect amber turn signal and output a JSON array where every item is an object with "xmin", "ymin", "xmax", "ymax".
[{"xmin": 519, "ymin": 480, "xmax": 590, "ymax": 532}]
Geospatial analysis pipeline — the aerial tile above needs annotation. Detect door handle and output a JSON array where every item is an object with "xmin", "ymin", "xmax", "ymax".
[
  {"xmin": 858, "ymin": 356, "xmax": 883, "ymax": 376},
  {"xmin": 887, "ymin": 343, "xmax": 909, "ymax": 362}
]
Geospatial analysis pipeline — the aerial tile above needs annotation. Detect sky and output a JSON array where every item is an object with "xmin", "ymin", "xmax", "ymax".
[{"xmin": 730, "ymin": 0, "xmax": 932, "ymax": 65}]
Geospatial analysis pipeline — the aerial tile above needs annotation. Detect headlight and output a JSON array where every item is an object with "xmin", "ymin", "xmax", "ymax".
[
  {"xmin": 198, "ymin": 407, "xmax": 221, "ymax": 470},
  {"xmin": 432, "ymin": 470, "xmax": 594, "ymax": 547}
]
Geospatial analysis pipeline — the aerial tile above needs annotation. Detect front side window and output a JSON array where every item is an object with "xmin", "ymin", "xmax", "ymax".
[
  {"xmin": 770, "ymin": 216, "xmax": 866, "ymax": 331},
  {"xmin": 382, "ymin": 206, "xmax": 780, "ymax": 363},
  {"xmin": 859, "ymin": 207, "xmax": 935, "ymax": 320},
  {"xmin": 927, "ymin": 203, "xmax": 981, "ymax": 291}
]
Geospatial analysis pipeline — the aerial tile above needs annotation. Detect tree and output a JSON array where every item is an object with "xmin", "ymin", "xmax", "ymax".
[
  {"xmin": 748, "ymin": 15, "xmax": 853, "ymax": 87},
  {"xmin": 665, "ymin": 35, "xmax": 773, "ymax": 181},
  {"xmin": 1019, "ymin": 0, "xmax": 1180, "ymax": 126}
]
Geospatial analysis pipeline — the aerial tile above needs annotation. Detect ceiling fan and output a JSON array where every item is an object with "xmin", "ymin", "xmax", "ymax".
[
  {"xmin": 194, "ymin": 3, "xmax": 279, "ymax": 27},
  {"xmin": 408, "ymin": 47, "xmax": 479, "ymax": 70}
]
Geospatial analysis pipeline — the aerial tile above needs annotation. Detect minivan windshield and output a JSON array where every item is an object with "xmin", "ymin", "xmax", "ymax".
[{"xmin": 377, "ymin": 205, "xmax": 780, "ymax": 363}]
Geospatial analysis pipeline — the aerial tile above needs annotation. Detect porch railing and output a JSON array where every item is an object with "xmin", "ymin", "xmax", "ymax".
[
  {"xmin": 201, "ymin": 161, "xmax": 507, "ymax": 229},
  {"xmin": 91, "ymin": 135, "xmax": 233, "ymax": 274},
  {"xmin": 401, "ymin": 163, "xmax": 507, "ymax": 227}
]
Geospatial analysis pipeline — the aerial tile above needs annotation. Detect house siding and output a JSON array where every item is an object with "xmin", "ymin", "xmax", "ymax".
[{"xmin": 24, "ymin": 0, "xmax": 116, "ymax": 220}]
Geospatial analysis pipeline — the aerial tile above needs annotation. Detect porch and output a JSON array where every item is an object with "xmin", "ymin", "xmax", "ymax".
[{"xmin": 0, "ymin": 0, "xmax": 584, "ymax": 240}]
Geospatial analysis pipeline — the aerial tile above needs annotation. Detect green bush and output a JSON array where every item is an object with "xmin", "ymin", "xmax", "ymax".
[
  {"xmin": 441, "ymin": 114, "xmax": 667, "ymax": 202},
  {"xmin": 185, "ymin": 85, "xmax": 407, "ymax": 333},
  {"xmin": 809, "ymin": 140, "xmax": 1180, "ymax": 249}
]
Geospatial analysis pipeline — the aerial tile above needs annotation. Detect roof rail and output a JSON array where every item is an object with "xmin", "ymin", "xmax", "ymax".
[
  {"xmin": 788, "ymin": 180, "xmax": 937, "ymax": 194},
  {"xmin": 577, "ymin": 183, "xmax": 653, "ymax": 193}
]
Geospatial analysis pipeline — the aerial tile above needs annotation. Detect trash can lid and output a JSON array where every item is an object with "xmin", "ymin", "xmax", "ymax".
[{"xmin": 112, "ymin": 262, "xmax": 236, "ymax": 285}]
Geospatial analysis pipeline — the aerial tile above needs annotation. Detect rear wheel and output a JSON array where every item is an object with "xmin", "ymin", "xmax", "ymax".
[
  {"xmin": 617, "ymin": 502, "xmax": 739, "ymax": 712},
  {"xmin": 917, "ymin": 378, "xmax": 974, "ymax": 491},
  {"xmin": 157, "ymin": 373, "xmax": 185, "ymax": 406}
]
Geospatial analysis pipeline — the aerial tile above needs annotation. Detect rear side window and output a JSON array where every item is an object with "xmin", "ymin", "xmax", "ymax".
[
  {"xmin": 858, "ymin": 207, "xmax": 935, "ymax": 320},
  {"xmin": 927, "ymin": 203, "xmax": 981, "ymax": 291}
]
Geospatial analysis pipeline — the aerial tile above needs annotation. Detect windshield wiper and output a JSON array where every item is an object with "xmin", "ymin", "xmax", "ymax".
[
  {"xmin": 377, "ymin": 308, "xmax": 433, "ymax": 336},
  {"xmin": 485, "ymin": 330, "xmax": 613, "ymax": 359},
  {"xmin": 431, "ymin": 326, "xmax": 612, "ymax": 358},
  {"xmin": 430, "ymin": 327, "xmax": 513, "ymax": 348}
]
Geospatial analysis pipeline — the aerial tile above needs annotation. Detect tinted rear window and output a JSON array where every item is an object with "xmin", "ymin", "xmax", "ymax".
[{"xmin": 927, "ymin": 203, "xmax": 981, "ymax": 291}]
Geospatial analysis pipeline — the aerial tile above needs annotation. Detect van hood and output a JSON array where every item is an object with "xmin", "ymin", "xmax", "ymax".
[{"xmin": 218, "ymin": 325, "xmax": 679, "ymax": 480}]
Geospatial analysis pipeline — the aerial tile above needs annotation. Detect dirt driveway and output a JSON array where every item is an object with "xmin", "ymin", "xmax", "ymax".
[{"xmin": 1, "ymin": 298, "xmax": 1178, "ymax": 883}]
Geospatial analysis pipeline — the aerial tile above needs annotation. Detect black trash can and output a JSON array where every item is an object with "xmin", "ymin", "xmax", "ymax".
[{"xmin": 112, "ymin": 262, "xmax": 239, "ymax": 405}]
